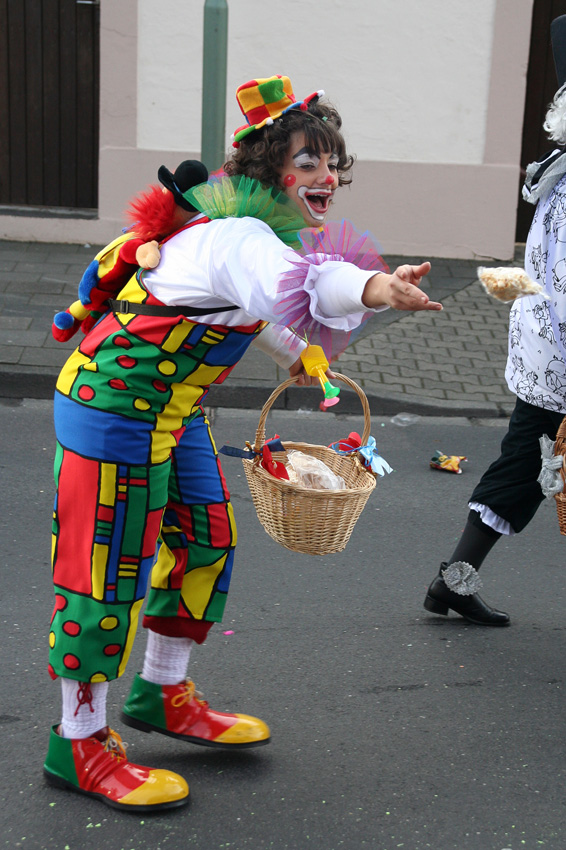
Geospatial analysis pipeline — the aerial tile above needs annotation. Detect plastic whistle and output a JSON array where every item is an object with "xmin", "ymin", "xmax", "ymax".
[{"xmin": 300, "ymin": 344, "xmax": 340, "ymax": 406}]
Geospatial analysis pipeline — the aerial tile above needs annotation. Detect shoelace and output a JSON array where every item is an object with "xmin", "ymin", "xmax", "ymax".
[
  {"xmin": 103, "ymin": 728, "xmax": 128, "ymax": 760},
  {"xmin": 170, "ymin": 679, "xmax": 207, "ymax": 709},
  {"xmin": 74, "ymin": 682, "xmax": 95, "ymax": 716}
]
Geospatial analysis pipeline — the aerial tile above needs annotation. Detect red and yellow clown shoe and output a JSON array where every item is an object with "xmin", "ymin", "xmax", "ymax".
[
  {"xmin": 121, "ymin": 674, "xmax": 271, "ymax": 748},
  {"xmin": 43, "ymin": 725, "xmax": 189, "ymax": 812}
]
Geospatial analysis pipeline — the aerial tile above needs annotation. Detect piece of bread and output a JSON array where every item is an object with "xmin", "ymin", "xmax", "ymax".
[{"xmin": 477, "ymin": 266, "xmax": 546, "ymax": 303}]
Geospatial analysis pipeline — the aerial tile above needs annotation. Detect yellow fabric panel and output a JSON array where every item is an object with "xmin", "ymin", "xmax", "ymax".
[
  {"xmin": 118, "ymin": 599, "xmax": 144, "ymax": 678},
  {"xmin": 161, "ymin": 322, "xmax": 194, "ymax": 353},
  {"xmin": 180, "ymin": 554, "xmax": 228, "ymax": 620},
  {"xmin": 150, "ymin": 540, "xmax": 177, "ymax": 590},
  {"xmin": 95, "ymin": 233, "xmax": 134, "ymax": 277},
  {"xmin": 150, "ymin": 382, "xmax": 202, "ymax": 464},
  {"xmin": 91, "ymin": 543, "xmax": 108, "ymax": 601},
  {"xmin": 115, "ymin": 274, "xmax": 141, "ymax": 300},
  {"xmin": 99, "ymin": 463, "xmax": 117, "ymax": 506},
  {"xmin": 226, "ymin": 501, "xmax": 238, "ymax": 546},
  {"xmin": 187, "ymin": 362, "xmax": 226, "ymax": 386},
  {"xmin": 55, "ymin": 349, "xmax": 91, "ymax": 396},
  {"xmin": 201, "ymin": 329, "xmax": 225, "ymax": 343}
]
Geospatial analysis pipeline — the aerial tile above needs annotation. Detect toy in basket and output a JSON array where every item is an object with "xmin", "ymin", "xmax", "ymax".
[{"xmin": 241, "ymin": 373, "xmax": 379, "ymax": 556}]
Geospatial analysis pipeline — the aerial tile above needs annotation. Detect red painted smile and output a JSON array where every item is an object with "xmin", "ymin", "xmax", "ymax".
[{"xmin": 297, "ymin": 187, "xmax": 334, "ymax": 221}]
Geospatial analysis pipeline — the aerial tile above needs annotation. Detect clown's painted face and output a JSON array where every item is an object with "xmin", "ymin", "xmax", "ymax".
[{"xmin": 279, "ymin": 132, "xmax": 339, "ymax": 226}]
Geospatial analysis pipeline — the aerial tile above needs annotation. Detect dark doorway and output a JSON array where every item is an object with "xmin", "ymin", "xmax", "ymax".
[
  {"xmin": 0, "ymin": 0, "xmax": 100, "ymax": 214},
  {"xmin": 516, "ymin": 0, "xmax": 566, "ymax": 242}
]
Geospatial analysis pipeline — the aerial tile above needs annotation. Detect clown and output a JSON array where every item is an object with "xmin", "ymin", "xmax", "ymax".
[
  {"xmin": 423, "ymin": 15, "xmax": 566, "ymax": 627},
  {"xmin": 44, "ymin": 74, "xmax": 441, "ymax": 811}
]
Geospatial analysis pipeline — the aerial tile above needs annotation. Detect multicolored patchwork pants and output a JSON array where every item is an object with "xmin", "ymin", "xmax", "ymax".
[{"xmin": 48, "ymin": 283, "xmax": 264, "ymax": 683}]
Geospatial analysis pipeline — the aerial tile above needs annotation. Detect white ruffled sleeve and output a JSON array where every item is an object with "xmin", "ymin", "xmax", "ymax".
[
  {"xmin": 300, "ymin": 260, "xmax": 386, "ymax": 329},
  {"xmin": 205, "ymin": 217, "xmax": 375, "ymax": 327}
]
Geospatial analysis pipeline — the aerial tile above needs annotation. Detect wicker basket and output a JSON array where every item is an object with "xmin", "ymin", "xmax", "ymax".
[
  {"xmin": 242, "ymin": 373, "xmax": 377, "ymax": 555},
  {"xmin": 554, "ymin": 415, "xmax": 566, "ymax": 535}
]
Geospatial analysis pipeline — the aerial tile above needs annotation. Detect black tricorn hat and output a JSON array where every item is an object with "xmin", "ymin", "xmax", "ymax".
[
  {"xmin": 551, "ymin": 15, "xmax": 566, "ymax": 89},
  {"xmin": 158, "ymin": 160, "xmax": 209, "ymax": 212}
]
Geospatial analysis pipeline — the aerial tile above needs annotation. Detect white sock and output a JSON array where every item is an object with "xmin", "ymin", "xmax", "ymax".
[
  {"xmin": 59, "ymin": 678, "xmax": 109, "ymax": 739},
  {"xmin": 141, "ymin": 630, "xmax": 193, "ymax": 686}
]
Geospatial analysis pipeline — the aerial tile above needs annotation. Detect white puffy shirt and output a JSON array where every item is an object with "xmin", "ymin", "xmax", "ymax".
[
  {"xmin": 505, "ymin": 174, "xmax": 566, "ymax": 412},
  {"xmin": 142, "ymin": 215, "xmax": 381, "ymax": 367}
]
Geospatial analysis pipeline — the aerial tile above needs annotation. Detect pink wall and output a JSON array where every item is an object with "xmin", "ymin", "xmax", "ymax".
[{"xmin": 0, "ymin": 0, "xmax": 534, "ymax": 259}]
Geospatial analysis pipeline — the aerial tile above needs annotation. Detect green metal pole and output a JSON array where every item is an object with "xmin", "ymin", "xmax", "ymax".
[{"xmin": 201, "ymin": 0, "xmax": 228, "ymax": 172}]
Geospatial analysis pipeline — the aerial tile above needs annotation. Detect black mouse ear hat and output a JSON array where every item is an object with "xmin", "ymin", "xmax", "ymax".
[
  {"xmin": 552, "ymin": 15, "xmax": 566, "ymax": 89},
  {"xmin": 158, "ymin": 160, "xmax": 209, "ymax": 212}
]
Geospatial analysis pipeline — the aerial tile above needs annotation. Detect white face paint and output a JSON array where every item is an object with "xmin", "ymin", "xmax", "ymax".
[
  {"xmin": 293, "ymin": 150, "xmax": 321, "ymax": 169},
  {"xmin": 279, "ymin": 133, "xmax": 340, "ymax": 226}
]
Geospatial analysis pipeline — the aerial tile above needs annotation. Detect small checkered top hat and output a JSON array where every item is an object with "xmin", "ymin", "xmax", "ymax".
[{"xmin": 231, "ymin": 75, "xmax": 324, "ymax": 147}]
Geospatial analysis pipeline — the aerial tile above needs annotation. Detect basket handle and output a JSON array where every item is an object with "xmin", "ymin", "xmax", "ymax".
[{"xmin": 253, "ymin": 372, "xmax": 372, "ymax": 453}]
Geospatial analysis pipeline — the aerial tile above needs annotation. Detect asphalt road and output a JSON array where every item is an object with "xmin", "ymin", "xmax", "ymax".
[{"xmin": 1, "ymin": 398, "xmax": 566, "ymax": 850}]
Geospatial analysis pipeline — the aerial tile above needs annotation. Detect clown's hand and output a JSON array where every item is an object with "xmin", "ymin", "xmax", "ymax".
[
  {"xmin": 289, "ymin": 356, "xmax": 335, "ymax": 386},
  {"xmin": 362, "ymin": 262, "xmax": 442, "ymax": 312}
]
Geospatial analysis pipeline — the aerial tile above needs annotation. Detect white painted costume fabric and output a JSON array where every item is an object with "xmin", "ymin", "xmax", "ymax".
[{"xmin": 506, "ymin": 173, "xmax": 566, "ymax": 412}]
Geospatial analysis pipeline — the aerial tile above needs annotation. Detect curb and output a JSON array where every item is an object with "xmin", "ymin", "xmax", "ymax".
[{"xmin": 0, "ymin": 369, "xmax": 512, "ymax": 420}]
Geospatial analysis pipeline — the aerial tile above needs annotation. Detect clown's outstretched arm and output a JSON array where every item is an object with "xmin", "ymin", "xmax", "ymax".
[
  {"xmin": 362, "ymin": 262, "xmax": 442, "ymax": 312},
  {"xmin": 252, "ymin": 324, "xmax": 323, "ymax": 386}
]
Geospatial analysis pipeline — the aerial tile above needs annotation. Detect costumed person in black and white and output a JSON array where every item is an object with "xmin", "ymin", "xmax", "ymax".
[
  {"xmin": 44, "ymin": 74, "xmax": 443, "ymax": 812},
  {"xmin": 423, "ymin": 17, "xmax": 566, "ymax": 627}
]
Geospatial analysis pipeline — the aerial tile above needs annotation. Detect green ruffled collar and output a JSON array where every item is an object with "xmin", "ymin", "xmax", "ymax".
[{"xmin": 183, "ymin": 175, "xmax": 305, "ymax": 247}]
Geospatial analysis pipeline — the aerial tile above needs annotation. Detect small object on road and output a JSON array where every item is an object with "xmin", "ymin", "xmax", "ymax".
[
  {"xmin": 390, "ymin": 412, "xmax": 421, "ymax": 426},
  {"xmin": 430, "ymin": 450, "xmax": 467, "ymax": 474},
  {"xmin": 477, "ymin": 266, "xmax": 546, "ymax": 303}
]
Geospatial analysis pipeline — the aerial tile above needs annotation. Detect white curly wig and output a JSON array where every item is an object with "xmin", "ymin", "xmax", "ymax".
[{"xmin": 544, "ymin": 83, "xmax": 566, "ymax": 144}]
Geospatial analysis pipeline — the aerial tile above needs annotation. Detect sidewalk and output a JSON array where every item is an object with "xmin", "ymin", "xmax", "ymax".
[{"xmin": 0, "ymin": 239, "xmax": 519, "ymax": 418}]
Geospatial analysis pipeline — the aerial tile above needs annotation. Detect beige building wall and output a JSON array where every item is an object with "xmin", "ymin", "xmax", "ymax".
[{"xmin": 0, "ymin": 0, "xmax": 534, "ymax": 259}]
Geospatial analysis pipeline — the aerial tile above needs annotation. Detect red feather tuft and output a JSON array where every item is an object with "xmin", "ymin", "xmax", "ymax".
[{"xmin": 125, "ymin": 184, "xmax": 180, "ymax": 242}]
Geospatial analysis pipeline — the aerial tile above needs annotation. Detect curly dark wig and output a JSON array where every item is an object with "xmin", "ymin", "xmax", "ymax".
[{"xmin": 224, "ymin": 99, "xmax": 355, "ymax": 190}]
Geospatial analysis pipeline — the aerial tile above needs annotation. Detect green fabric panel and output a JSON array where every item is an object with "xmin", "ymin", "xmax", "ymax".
[
  {"xmin": 116, "ymin": 576, "xmax": 137, "ymax": 604},
  {"xmin": 204, "ymin": 590, "xmax": 227, "ymax": 622},
  {"xmin": 123, "ymin": 476, "xmax": 149, "ymax": 555},
  {"xmin": 53, "ymin": 441, "xmax": 64, "ymax": 485},
  {"xmin": 258, "ymin": 77, "xmax": 285, "ymax": 104},
  {"xmin": 49, "ymin": 590, "xmax": 133, "ymax": 682},
  {"xmin": 143, "ymin": 587, "xmax": 179, "ymax": 619},
  {"xmin": 148, "ymin": 460, "xmax": 171, "ymax": 511},
  {"xmin": 189, "ymin": 504, "xmax": 211, "ymax": 548}
]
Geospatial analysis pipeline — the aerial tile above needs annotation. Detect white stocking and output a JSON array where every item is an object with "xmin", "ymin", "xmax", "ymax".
[
  {"xmin": 141, "ymin": 630, "xmax": 194, "ymax": 686},
  {"xmin": 59, "ymin": 678, "xmax": 109, "ymax": 739}
]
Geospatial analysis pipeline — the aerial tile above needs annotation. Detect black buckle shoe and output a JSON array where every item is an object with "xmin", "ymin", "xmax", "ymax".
[{"xmin": 424, "ymin": 573, "xmax": 510, "ymax": 626}]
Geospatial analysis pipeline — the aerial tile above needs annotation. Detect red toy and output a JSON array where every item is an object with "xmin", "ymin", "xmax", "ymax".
[{"xmin": 52, "ymin": 161, "xmax": 209, "ymax": 342}]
